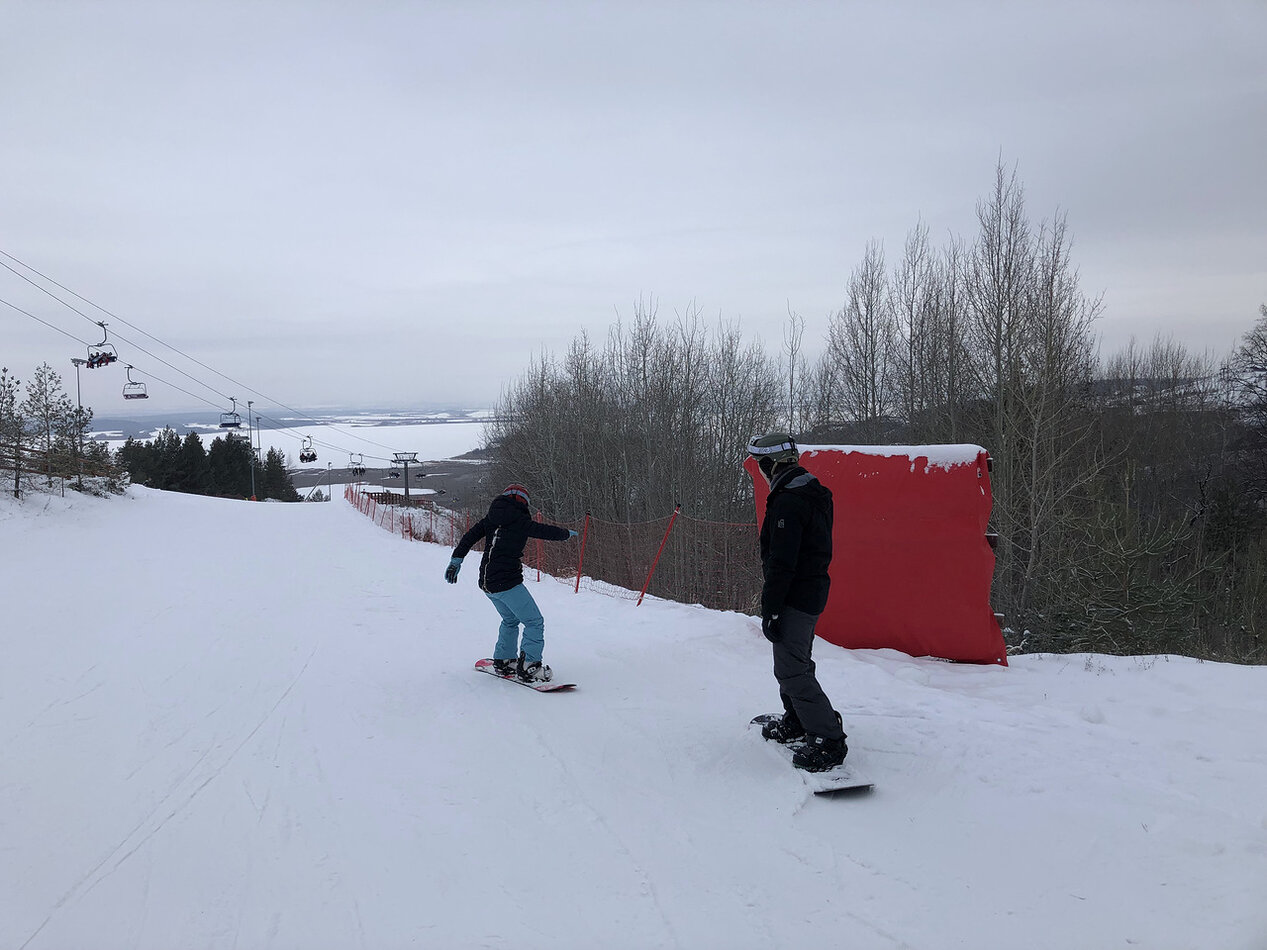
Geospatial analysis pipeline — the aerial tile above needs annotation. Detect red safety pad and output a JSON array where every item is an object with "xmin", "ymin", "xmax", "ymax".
[{"xmin": 747, "ymin": 445, "xmax": 1007, "ymax": 665}]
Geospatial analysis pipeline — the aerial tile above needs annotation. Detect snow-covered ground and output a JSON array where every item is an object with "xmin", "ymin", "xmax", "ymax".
[{"xmin": 2, "ymin": 486, "xmax": 1266, "ymax": 950}]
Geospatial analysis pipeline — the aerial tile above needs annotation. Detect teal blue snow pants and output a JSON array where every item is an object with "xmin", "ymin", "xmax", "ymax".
[{"xmin": 486, "ymin": 584, "xmax": 545, "ymax": 664}]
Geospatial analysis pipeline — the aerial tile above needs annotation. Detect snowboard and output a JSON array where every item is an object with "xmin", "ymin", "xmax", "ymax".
[
  {"xmin": 750, "ymin": 715, "xmax": 874, "ymax": 795},
  {"xmin": 474, "ymin": 658, "xmax": 576, "ymax": 692}
]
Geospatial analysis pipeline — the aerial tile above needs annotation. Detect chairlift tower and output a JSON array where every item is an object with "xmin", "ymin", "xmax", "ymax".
[
  {"xmin": 247, "ymin": 400, "xmax": 256, "ymax": 500},
  {"xmin": 70, "ymin": 357, "xmax": 87, "ymax": 490},
  {"xmin": 393, "ymin": 452, "xmax": 419, "ymax": 503}
]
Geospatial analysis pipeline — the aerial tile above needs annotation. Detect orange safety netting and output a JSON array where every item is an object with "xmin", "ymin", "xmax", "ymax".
[{"xmin": 344, "ymin": 484, "xmax": 762, "ymax": 614}]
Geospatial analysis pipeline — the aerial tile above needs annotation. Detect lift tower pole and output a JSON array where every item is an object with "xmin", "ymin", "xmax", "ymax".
[
  {"xmin": 70, "ymin": 357, "xmax": 87, "ymax": 490},
  {"xmin": 393, "ymin": 452, "xmax": 419, "ymax": 504},
  {"xmin": 247, "ymin": 400, "xmax": 257, "ymax": 500}
]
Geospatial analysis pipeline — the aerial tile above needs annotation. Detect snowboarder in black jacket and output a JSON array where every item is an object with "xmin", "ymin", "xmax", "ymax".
[
  {"xmin": 445, "ymin": 484, "xmax": 576, "ymax": 683},
  {"xmin": 748, "ymin": 433, "xmax": 847, "ymax": 771}
]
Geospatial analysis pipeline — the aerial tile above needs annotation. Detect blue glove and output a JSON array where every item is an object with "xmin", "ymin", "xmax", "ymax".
[
  {"xmin": 444, "ymin": 557, "xmax": 462, "ymax": 584},
  {"xmin": 568, "ymin": 529, "xmax": 579, "ymax": 539}
]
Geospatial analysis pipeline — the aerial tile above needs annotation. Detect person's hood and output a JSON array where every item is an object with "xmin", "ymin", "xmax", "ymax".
[{"xmin": 770, "ymin": 465, "xmax": 831, "ymax": 512}]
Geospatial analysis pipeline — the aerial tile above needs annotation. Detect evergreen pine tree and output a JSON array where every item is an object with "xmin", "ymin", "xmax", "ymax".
[
  {"xmin": 152, "ymin": 427, "xmax": 183, "ymax": 491},
  {"xmin": 207, "ymin": 435, "xmax": 254, "ymax": 497},
  {"xmin": 115, "ymin": 436, "xmax": 152, "ymax": 487},
  {"xmin": 261, "ymin": 446, "xmax": 300, "ymax": 501},
  {"xmin": 175, "ymin": 433, "xmax": 210, "ymax": 494}
]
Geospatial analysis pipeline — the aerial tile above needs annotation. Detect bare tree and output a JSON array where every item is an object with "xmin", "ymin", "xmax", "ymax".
[
  {"xmin": 967, "ymin": 160, "xmax": 1032, "ymax": 475},
  {"xmin": 1010, "ymin": 211, "xmax": 1102, "ymax": 611},
  {"xmin": 489, "ymin": 302, "xmax": 779, "ymax": 524},
  {"xmin": 801, "ymin": 352, "xmax": 838, "ymax": 435},
  {"xmin": 962, "ymin": 161, "xmax": 1034, "ymax": 610},
  {"xmin": 1, "ymin": 367, "xmax": 27, "ymax": 497},
  {"xmin": 891, "ymin": 219, "xmax": 937, "ymax": 438},
  {"xmin": 930, "ymin": 235, "xmax": 970, "ymax": 441},
  {"xmin": 826, "ymin": 240, "xmax": 897, "ymax": 440}
]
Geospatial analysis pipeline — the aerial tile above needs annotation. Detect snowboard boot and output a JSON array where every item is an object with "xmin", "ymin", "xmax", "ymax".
[
  {"xmin": 517, "ymin": 654, "xmax": 553, "ymax": 684},
  {"xmin": 760, "ymin": 713, "xmax": 806, "ymax": 744},
  {"xmin": 492, "ymin": 658, "xmax": 516, "ymax": 677},
  {"xmin": 792, "ymin": 713, "xmax": 847, "ymax": 772}
]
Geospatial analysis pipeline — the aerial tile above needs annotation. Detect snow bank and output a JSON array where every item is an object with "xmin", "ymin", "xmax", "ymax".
[{"xmin": 799, "ymin": 442, "xmax": 986, "ymax": 471}]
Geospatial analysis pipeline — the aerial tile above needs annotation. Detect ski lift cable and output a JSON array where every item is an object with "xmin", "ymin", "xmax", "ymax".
[
  {"xmin": 20, "ymin": 303, "xmax": 240, "ymax": 410},
  {"xmin": 4, "ymin": 297, "xmax": 260, "ymax": 418},
  {"xmin": 0, "ymin": 294, "xmax": 93, "ymax": 347},
  {"xmin": 1, "ymin": 295, "xmax": 390, "ymax": 461},
  {"xmin": 1, "ymin": 254, "xmax": 242, "ymax": 405},
  {"xmin": 241, "ymin": 408, "xmax": 392, "ymax": 462},
  {"xmin": 3, "ymin": 293, "xmax": 273, "ymax": 441},
  {"xmin": 0, "ymin": 300, "xmax": 251, "ymax": 422},
  {"xmin": 1, "ymin": 249, "xmax": 433, "ymax": 459},
  {"xmin": 0, "ymin": 255, "xmax": 107, "ymax": 333},
  {"xmin": 1, "ymin": 249, "xmax": 410, "ymax": 454}
]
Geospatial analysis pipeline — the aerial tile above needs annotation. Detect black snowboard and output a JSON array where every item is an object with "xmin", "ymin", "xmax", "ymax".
[{"xmin": 750, "ymin": 715, "xmax": 874, "ymax": 794}]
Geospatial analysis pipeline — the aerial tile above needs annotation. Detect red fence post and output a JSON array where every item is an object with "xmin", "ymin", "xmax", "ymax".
[
  {"xmin": 637, "ymin": 505, "xmax": 680, "ymax": 606},
  {"xmin": 574, "ymin": 511, "xmax": 591, "ymax": 593}
]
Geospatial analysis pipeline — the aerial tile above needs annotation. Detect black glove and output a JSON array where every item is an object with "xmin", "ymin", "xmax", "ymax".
[
  {"xmin": 762, "ymin": 613, "xmax": 782, "ymax": 643},
  {"xmin": 444, "ymin": 557, "xmax": 462, "ymax": 584}
]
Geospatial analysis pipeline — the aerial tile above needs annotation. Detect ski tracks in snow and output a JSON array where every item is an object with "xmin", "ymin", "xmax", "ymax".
[
  {"xmin": 518, "ymin": 716, "xmax": 685, "ymax": 950},
  {"xmin": 17, "ymin": 646, "xmax": 319, "ymax": 950}
]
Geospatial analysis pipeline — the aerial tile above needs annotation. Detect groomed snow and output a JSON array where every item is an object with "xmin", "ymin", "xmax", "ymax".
[{"xmin": 2, "ymin": 487, "xmax": 1265, "ymax": 949}]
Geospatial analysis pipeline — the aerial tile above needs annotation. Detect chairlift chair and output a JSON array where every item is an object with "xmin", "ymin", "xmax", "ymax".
[
  {"xmin": 299, "ymin": 435, "xmax": 317, "ymax": 463},
  {"xmin": 121, "ymin": 365, "xmax": 148, "ymax": 399},
  {"xmin": 219, "ymin": 396, "xmax": 243, "ymax": 429},
  {"xmin": 86, "ymin": 322, "xmax": 118, "ymax": 369}
]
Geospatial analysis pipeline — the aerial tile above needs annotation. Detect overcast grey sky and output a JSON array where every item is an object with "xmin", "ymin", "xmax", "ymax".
[{"xmin": 2, "ymin": 0, "xmax": 1264, "ymax": 412}]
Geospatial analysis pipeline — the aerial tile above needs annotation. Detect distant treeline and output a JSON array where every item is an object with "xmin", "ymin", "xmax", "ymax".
[
  {"xmin": 490, "ymin": 161, "xmax": 1267, "ymax": 664},
  {"xmin": 116, "ymin": 428, "xmax": 300, "ymax": 501}
]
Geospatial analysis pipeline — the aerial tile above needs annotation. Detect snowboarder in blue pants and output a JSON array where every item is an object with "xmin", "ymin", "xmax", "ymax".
[{"xmin": 445, "ymin": 483, "xmax": 576, "ymax": 683}]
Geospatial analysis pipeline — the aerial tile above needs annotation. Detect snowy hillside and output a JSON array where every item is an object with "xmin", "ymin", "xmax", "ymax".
[{"xmin": 2, "ymin": 487, "xmax": 1265, "ymax": 950}]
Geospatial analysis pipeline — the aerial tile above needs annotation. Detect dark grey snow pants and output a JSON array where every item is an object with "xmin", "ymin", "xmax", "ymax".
[{"xmin": 772, "ymin": 605, "xmax": 844, "ymax": 740}]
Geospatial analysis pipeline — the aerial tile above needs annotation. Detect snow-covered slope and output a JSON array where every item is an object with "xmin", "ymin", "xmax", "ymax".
[{"xmin": 2, "ymin": 487, "xmax": 1265, "ymax": 950}]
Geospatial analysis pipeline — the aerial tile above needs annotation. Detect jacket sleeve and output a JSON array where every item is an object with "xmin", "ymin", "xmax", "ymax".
[
  {"xmin": 761, "ymin": 494, "xmax": 805, "ymax": 617},
  {"xmin": 526, "ymin": 520, "xmax": 572, "ymax": 542},
  {"xmin": 452, "ymin": 518, "xmax": 489, "ymax": 559}
]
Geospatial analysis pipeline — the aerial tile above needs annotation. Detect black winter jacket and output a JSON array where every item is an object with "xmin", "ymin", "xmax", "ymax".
[
  {"xmin": 759, "ymin": 465, "xmax": 833, "ymax": 618},
  {"xmin": 452, "ymin": 494, "xmax": 571, "ymax": 593}
]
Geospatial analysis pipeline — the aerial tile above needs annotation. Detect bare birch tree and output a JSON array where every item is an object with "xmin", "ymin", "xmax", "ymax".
[
  {"xmin": 782, "ymin": 308, "xmax": 807, "ymax": 433},
  {"xmin": 826, "ymin": 240, "xmax": 897, "ymax": 440},
  {"xmin": 891, "ymin": 219, "xmax": 937, "ymax": 438},
  {"xmin": 1010, "ymin": 211, "xmax": 1102, "ymax": 611}
]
